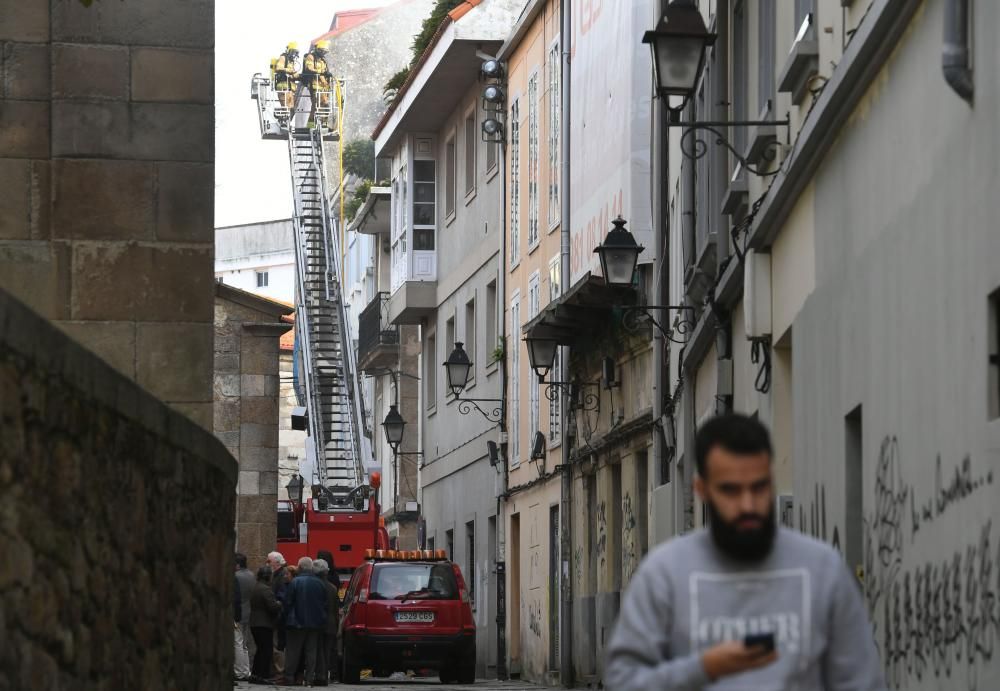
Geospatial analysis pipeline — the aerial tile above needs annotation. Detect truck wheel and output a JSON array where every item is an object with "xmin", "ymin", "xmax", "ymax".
[{"xmin": 439, "ymin": 667, "xmax": 456, "ymax": 684}]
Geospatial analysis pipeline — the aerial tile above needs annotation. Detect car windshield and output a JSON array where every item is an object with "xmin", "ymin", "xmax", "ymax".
[{"xmin": 369, "ymin": 563, "xmax": 458, "ymax": 600}]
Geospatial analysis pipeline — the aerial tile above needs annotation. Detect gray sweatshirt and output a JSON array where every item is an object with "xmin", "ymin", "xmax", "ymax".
[{"xmin": 605, "ymin": 527, "xmax": 885, "ymax": 691}]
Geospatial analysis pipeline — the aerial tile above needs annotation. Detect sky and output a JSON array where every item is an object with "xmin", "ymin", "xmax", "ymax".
[{"xmin": 214, "ymin": 0, "xmax": 396, "ymax": 228}]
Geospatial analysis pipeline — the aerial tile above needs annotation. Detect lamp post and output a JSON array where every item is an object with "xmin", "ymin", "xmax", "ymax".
[
  {"xmin": 286, "ymin": 473, "xmax": 304, "ymax": 505},
  {"xmin": 523, "ymin": 335, "xmax": 600, "ymax": 412},
  {"xmin": 643, "ymin": 0, "xmax": 788, "ymax": 175},
  {"xmin": 382, "ymin": 404, "xmax": 405, "ymax": 452},
  {"xmin": 442, "ymin": 342, "xmax": 503, "ymax": 423}
]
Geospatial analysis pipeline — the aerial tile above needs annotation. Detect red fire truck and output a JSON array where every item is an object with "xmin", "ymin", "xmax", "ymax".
[{"xmin": 276, "ymin": 472, "xmax": 390, "ymax": 583}]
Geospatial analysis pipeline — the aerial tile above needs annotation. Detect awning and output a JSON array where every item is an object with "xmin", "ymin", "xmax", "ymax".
[{"xmin": 521, "ymin": 272, "xmax": 635, "ymax": 345}]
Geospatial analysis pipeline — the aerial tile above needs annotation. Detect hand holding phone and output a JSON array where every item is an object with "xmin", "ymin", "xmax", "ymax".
[
  {"xmin": 743, "ymin": 632, "xmax": 776, "ymax": 653},
  {"xmin": 702, "ymin": 635, "xmax": 778, "ymax": 681}
]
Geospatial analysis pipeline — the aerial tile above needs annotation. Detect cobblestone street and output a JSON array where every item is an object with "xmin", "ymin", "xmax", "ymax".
[{"xmin": 235, "ymin": 680, "xmax": 556, "ymax": 691}]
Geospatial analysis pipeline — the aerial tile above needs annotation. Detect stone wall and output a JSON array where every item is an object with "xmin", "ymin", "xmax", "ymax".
[
  {"xmin": 0, "ymin": 0, "xmax": 215, "ymax": 428},
  {"xmin": 0, "ymin": 287, "xmax": 236, "ymax": 691},
  {"xmin": 214, "ymin": 283, "xmax": 290, "ymax": 570}
]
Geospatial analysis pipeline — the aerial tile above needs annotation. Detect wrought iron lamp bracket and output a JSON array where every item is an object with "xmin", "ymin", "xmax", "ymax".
[
  {"xmin": 667, "ymin": 119, "xmax": 790, "ymax": 178},
  {"xmin": 541, "ymin": 380, "xmax": 600, "ymax": 412},
  {"xmin": 622, "ymin": 305, "xmax": 698, "ymax": 345},
  {"xmin": 450, "ymin": 395, "xmax": 503, "ymax": 423}
]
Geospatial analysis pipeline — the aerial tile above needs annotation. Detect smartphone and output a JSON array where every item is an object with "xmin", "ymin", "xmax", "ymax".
[{"xmin": 744, "ymin": 632, "xmax": 776, "ymax": 653}]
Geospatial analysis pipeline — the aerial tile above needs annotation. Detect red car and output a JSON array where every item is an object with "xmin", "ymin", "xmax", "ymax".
[{"xmin": 339, "ymin": 550, "xmax": 477, "ymax": 684}]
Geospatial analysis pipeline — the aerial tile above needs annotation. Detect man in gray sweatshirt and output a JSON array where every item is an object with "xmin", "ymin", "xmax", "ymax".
[{"xmin": 606, "ymin": 414, "xmax": 885, "ymax": 690}]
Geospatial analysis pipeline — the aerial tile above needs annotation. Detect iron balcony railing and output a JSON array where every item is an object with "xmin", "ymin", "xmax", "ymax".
[{"xmin": 358, "ymin": 292, "xmax": 399, "ymax": 363}]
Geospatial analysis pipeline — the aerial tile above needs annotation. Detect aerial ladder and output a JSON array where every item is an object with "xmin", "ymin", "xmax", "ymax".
[{"xmin": 250, "ymin": 69, "xmax": 375, "ymax": 503}]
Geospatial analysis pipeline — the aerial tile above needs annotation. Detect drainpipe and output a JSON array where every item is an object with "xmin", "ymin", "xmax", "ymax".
[
  {"xmin": 942, "ymin": 0, "xmax": 973, "ymax": 103},
  {"xmin": 497, "ymin": 82, "xmax": 510, "ymax": 683},
  {"xmin": 559, "ymin": 0, "xmax": 574, "ymax": 686},
  {"xmin": 651, "ymin": 0, "xmax": 668, "ymax": 489}
]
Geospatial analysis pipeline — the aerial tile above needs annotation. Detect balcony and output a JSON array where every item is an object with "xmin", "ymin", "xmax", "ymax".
[
  {"xmin": 358, "ymin": 292, "xmax": 399, "ymax": 372},
  {"xmin": 387, "ymin": 280, "xmax": 437, "ymax": 325}
]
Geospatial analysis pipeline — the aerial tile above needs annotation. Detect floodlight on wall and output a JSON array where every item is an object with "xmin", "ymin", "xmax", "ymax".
[
  {"xmin": 529, "ymin": 431, "xmax": 546, "ymax": 477},
  {"xmin": 480, "ymin": 59, "xmax": 504, "ymax": 80},
  {"xmin": 487, "ymin": 440, "xmax": 501, "ymax": 471},
  {"xmin": 483, "ymin": 84, "xmax": 505, "ymax": 105}
]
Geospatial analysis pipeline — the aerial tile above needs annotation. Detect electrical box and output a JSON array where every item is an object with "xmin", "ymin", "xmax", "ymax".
[
  {"xmin": 744, "ymin": 250, "xmax": 772, "ymax": 338},
  {"xmin": 717, "ymin": 358, "xmax": 734, "ymax": 397}
]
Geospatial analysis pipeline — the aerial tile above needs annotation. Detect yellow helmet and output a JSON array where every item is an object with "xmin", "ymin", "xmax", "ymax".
[
  {"xmin": 286, "ymin": 41, "xmax": 298, "ymax": 52},
  {"xmin": 314, "ymin": 40, "xmax": 330, "ymax": 51},
  {"xmin": 270, "ymin": 57, "xmax": 278, "ymax": 67}
]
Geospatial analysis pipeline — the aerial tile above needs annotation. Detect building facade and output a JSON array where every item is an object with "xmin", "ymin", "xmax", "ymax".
[
  {"xmin": 215, "ymin": 218, "xmax": 296, "ymax": 302},
  {"xmin": 366, "ymin": 0, "xmax": 522, "ymax": 678},
  {"xmin": 664, "ymin": 2, "xmax": 1000, "ymax": 690}
]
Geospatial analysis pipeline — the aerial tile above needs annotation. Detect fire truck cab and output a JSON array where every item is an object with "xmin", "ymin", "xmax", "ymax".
[{"xmin": 277, "ymin": 474, "xmax": 390, "ymax": 583}]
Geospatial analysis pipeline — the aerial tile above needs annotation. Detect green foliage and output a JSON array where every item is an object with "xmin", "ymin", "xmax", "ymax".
[
  {"xmin": 342, "ymin": 139, "xmax": 376, "ymax": 180},
  {"xmin": 490, "ymin": 340, "xmax": 505, "ymax": 365},
  {"xmin": 344, "ymin": 179, "xmax": 388, "ymax": 221},
  {"xmin": 382, "ymin": 0, "xmax": 464, "ymax": 102}
]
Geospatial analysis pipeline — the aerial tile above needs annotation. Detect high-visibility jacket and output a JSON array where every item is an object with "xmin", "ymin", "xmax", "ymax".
[
  {"xmin": 303, "ymin": 54, "xmax": 330, "ymax": 90},
  {"xmin": 275, "ymin": 52, "xmax": 299, "ymax": 79}
]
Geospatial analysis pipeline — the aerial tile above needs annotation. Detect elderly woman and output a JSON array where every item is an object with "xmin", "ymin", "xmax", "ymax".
[
  {"xmin": 249, "ymin": 565, "xmax": 281, "ymax": 683},
  {"xmin": 313, "ymin": 559, "xmax": 340, "ymax": 686}
]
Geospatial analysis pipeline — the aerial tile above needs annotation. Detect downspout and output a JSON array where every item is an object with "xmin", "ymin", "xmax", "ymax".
[
  {"xmin": 559, "ymin": 0, "xmax": 573, "ymax": 686},
  {"xmin": 497, "ymin": 86, "xmax": 510, "ymax": 683},
  {"xmin": 942, "ymin": 0, "xmax": 973, "ymax": 103},
  {"xmin": 652, "ymin": 0, "xmax": 667, "ymax": 489}
]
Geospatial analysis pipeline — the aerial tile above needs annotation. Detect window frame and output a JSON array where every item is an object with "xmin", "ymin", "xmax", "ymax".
[
  {"xmin": 445, "ymin": 132, "xmax": 457, "ymax": 222},
  {"xmin": 464, "ymin": 106, "xmax": 477, "ymax": 202},
  {"xmin": 509, "ymin": 96, "xmax": 522, "ymax": 269},
  {"xmin": 528, "ymin": 271, "xmax": 541, "ymax": 438},
  {"xmin": 526, "ymin": 69, "xmax": 541, "ymax": 251},
  {"xmin": 509, "ymin": 290, "xmax": 521, "ymax": 467},
  {"xmin": 547, "ymin": 37, "xmax": 561, "ymax": 231}
]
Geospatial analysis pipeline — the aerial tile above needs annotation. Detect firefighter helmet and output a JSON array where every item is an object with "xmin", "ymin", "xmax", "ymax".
[
  {"xmin": 315, "ymin": 39, "xmax": 330, "ymax": 51},
  {"xmin": 286, "ymin": 41, "xmax": 299, "ymax": 52}
]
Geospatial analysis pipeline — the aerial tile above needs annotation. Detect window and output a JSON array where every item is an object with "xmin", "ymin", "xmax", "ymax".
[
  {"xmin": 446, "ymin": 529, "xmax": 454, "ymax": 562},
  {"xmin": 465, "ymin": 112, "xmax": 477, "ymax": 196},
  {"xmin": 445, "ymin": 317, "xmax": 455, "ymax": 364},
  {"xmin": 732, "ymin": 1, "xmax": 748, "ymax": 159},
  {"xmin": 256, "ymin": 271, "xmax": 269, "ymax": 288},
  {"xmin": 758, "ymin": 0, "xmax": 776, "ymax": 115},
  {"xmin": 427, "ymin": 536, "xmax": 435, "ymax": 553},
  {"xmin": 509, "ymin": 98, "xmax": 521, "ymax": 266},
  {"xmin": 465, "ymin": 520, "xmax": 475, "ymax": 605},
  {"xmin": 370, "ymin": 563, "xmax": 458, "ymax": 599},
  {"xmin": 527, "ymin": 72, "xmax": 540, "ymax": 248},
  {"xmin": 465, "ymin": 298, "xmax": 476, "ymax": 383},
  {"xmin": 548, "ymin": 258, "xmax": 561, "ymax": 442},
  {"xmin": 548, "ymin": 40, "xmax": 561, "ymax": 227},
  {"xmin": 528, "ymin": 272, "xmax": 540, "ymax": 437},
  {"xmin": 412, "ymin": 159, "xmax": 435, "ymax": 250},
  {"xmin": 990, "ymin": 289, "xmax": 1000, "ymax": 419},
  {"xmin": 509, "ymin": 291, "xmax": 521, "ymax": 465},
  {"xmin": 636, "ymin": 451, "xmax": 649, "ymax": 561},
  {"xmin": 426, "ymin": 332, "xmax": 436, "ymax": 410},
  {"xmin": 485, "ymin": 281, "xmax": 497, "ymax": 365},
  {"xmin": 445, "ymin": 135, "xmax": 456, "ymax": 217}
]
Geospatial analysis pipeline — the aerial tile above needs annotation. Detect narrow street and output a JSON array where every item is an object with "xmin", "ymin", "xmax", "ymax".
[{"xmin": 235, "ymin": 680, "xmax": 557, "ymax": 691}]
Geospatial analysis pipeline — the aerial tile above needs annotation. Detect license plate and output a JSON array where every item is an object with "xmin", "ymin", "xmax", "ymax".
[{"xmin": 395, "ymin": 611, "xmax": 434, "ymax": 623}]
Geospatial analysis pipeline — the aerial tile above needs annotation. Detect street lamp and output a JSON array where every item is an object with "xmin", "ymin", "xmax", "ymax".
[
  {"xmin": 382, "ymin": 404, "xmax": 405, "ymax": 452},
  {"xmin": 444, "ymin": 342, "xmax": 473, "ymax": 396},
  {"xmin": 594, "ymin": 216, "xmax": 644, "ymax": 288},
  {"xmin": 642, "ymin": 0, "xmax": 716, "ymax": 106},
  {"xmin": 286, "ymin": 473, "xmax": 304, "ymax": 504},
  {"xmin": 524, "ymin": 335, "xmax": 558, "ymax": 381}
]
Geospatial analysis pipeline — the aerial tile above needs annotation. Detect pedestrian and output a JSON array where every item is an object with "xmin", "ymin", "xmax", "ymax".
[
  {"xmin": 266, "ymin": 551, "xmax": 289, "ymax": 681},
  {"xmin": 249, "ymin": 565, "xmax": 281, "ymax": 683},
  {"xmin": 312, "ymin": 559, "xmax": 340, "ymax": 686},
  {"xmin": 281, "ymin": 556, "xmax": 328, "ymax": 686},
  {"xmin": 235, "ymin": 553, "xmax": 257, "ymax": 663},
  {"xmin": 233, "ymin": 574, "xmax": 250, "ymax": 681},
  {"xmin": 605, "ymin": 413, "xmax": 885, "ymax": 690},
  {"xmin": 316, "ymin": 550, "xmax": 342, "ymax": 681}
]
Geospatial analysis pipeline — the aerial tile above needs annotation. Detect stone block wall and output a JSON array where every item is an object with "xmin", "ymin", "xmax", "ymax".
[
  {"xmin": 0, "ymin": 0, "xmax": 215, "ymax": 428},
  {"xmin": 0, "ymin": 288, "xmax": 236, "ymax": 691},
  {"xmin": 214, "ymin": 284, "xmax": 291, "ymax": 569}
]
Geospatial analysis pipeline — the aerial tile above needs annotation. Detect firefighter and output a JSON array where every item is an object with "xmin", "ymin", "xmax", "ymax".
[
  {"xmin": 301, "ymin": 39, "xmax": 332, "ymax": 129},
  {"xmin": 274, "ymin": 42, "xmax": 300, "ymax": 110}
]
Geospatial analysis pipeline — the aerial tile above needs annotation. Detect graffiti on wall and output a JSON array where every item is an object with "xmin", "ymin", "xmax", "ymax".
[
  {"xmin": 798, "ymin": 483, "xmax": 842, "ymax": 553},
  {"xmin": 528, "ymin": 601, "xmax": 542, "ymax": 638},
  {"xmin": 622, "ymin": 493, "xmax": 638, "ymax": 583},
  {"xmin": 862, "ymin": 435, "xmax": 998, "ymax": 690}
]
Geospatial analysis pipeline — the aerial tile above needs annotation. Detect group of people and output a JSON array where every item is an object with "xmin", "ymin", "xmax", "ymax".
[
  {"xmin": 234, "ymin": 550, "xmax": 341, "ymax": 686},
  {"xmin": 271, "ymin": 40, "xmax": 333, "ymax": 129}
]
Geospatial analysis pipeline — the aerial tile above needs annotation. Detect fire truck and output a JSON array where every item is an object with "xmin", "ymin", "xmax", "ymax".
[
  {"xmin": 277, "ymin": 473, "xmax": 391, "ymax": 582},
  {"xmin": 251, "ymin": 55, "xmax": 385, "ymax": 581}
]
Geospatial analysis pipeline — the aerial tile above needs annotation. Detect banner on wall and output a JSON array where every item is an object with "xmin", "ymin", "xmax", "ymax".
[{"xmin": 570, "ymin": 0, "xmax": 655, "ymax": 284}]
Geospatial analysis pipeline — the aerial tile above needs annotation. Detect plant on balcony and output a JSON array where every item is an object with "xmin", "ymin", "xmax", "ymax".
[{"xmin": 383, "ymin": 0, "xmax": 465, "ymax": 103}]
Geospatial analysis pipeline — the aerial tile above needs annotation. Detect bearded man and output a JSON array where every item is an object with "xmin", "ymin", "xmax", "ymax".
[{"xmin": 606, "ymin": 413, "xmax": 885, "ymax": 690}]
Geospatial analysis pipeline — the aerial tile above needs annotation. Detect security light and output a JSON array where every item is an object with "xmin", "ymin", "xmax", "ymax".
[
  {"xmin": 483, "ymin": 84, "xmax": 505, "ymax": 104},
  {"xmin": 481, "ymin": 59, "xmax": 503, "ymax": 79}
]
